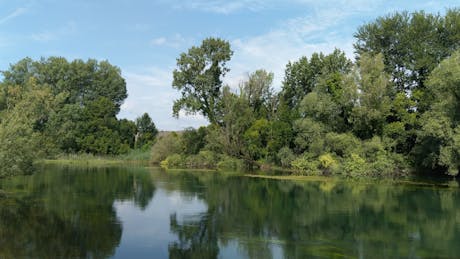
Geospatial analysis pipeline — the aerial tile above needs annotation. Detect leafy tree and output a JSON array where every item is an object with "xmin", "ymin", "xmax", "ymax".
[
  {"xmin": 241, "ymin": 69, "xmax": 275, "ymax": 118},
  {"xmin": 2, "ymin": 57, "xmax": 127, "ymax": 112},
  {"xmin": 172, "ymin": 38, "xmax": 233, "ymax": 125},
  {"xmin": 218, "ymin": 86, "xmax": 255, "ymax": 159},
  {"xmin": 351, "ymin": 53, "xmax": 392, "ymax": 139},
  {"xmin": 181, "ymin": 127, "xmax": 207, "ymax": 155},
  {"xmin": 151, "ymin": 132, "xmax": 182, "ymax": 164},
  {"xmin": 1, "ymin": 57, "xmax": 130, "ymax": 156},
  {"xmin": 244, "ymin": 119, "xmax": 270, "ymax": 161},
  {"xmin": 354, "ymin": 9, "xmax": 460, "ymax": 93},
  {"xmin": 118, "ymin": 119, "xmax": 137, "ymax": 149},
  {"xmin": 0, "ymin": 79, "xmax": 56, "ymax": 176},
  {"xmin": 135, "ymin": 113, "xmax": 158, "ymax": 149},
  {"xmin": 414, "ymin": 50, "xmax": 460, "ymax": 176},
  {"xmin": 280, "ymin": 49, "xmax": 352, "ymax": 110}
]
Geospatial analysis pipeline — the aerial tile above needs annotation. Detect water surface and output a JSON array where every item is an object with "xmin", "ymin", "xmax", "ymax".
[{"xmin": 0, "ymin": 165, "xmax": 459, "ymax": 258}]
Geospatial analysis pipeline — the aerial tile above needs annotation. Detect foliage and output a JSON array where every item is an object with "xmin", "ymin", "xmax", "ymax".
[
  {"xmin": 0, "ymin": 57, "xmax": 149, "ymax": 159},
  {"xmin": 151, "ymin": 132, "xmax": 182, "ymax": 164},
  {"xmin": 181, "ymin": 127, "xmax": 207, "ymax": 155},
  {"xmin": 277, "ymin": 147, "xmax": 295, "ymax": 168},
  {"xmin": 3, "ymin": 10, "xmax": 460, "ymax": 177},
  {"xmin": 172, "ymin": 37, "xmax": 233, "ymax": 125},
  {"xmin": 351, "ymin": 53, "xmax": 392, "ymax": 139},
  {"xmin": 291, "ymin": 154, "xmax": 321, "ymax": 175},
  {"xmin": 241, "ymin": 69, "xmax": 275, "ymax": 118},
  {"xmin": 413, "ymin": 50, "xmax": 460, "ymax": 175},
  {"xmin": 354, "ymin": 9, "xmax": 460, "ymax": 92},
  {"xmin": 0, "ymin": 81, "xmax": 53, "ymax": 176},
  {"xmin": 135, "ymin": 113, "xmax": 158, "ymax": 149},
  {"xmin": 216, "ymin": 155, "xmax": 245, "ymax": 171}
]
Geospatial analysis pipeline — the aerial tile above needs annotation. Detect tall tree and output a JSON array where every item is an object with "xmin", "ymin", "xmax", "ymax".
[
  {"xmin": 351, "ymin": 53, "xmax": 393, "ymax": 139},
  {"xmin": 241, "ymin": 69, "xmax": 275, "ymax": 118},
  {"xmin": 0, "ymin": 79, "xmax": 56, "ymax": 176},
  {"xmin": 414, "ymin": 50, "xmax": 460, "ymax": 176},
  {"xmin": 1, "ymin": 57, "xmax": 130, "ymax": 155},
  {"xmin": 172, "ymin": 38, "xmax": 233, "ymax": 125},
  {"xmin": 354, "ymin": 9, "xmax": 460, "ymax": 93},
  {"xmin": 135, "ymin": 113, "xmax": 158, "ymax": 148}
]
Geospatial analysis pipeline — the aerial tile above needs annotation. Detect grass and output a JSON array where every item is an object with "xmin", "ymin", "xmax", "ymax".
[{"xmin": 40, "ymin": 149, "xmax": 152, "ymax": 167}]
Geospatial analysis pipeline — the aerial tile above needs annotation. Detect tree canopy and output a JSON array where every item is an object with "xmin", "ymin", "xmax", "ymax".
[{"xmin": 172, "ymin": 37, "xmax": 233, "ymax": 125}]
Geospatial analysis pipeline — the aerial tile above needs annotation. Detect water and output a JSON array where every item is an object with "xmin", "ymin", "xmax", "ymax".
[{"xmin": 0, "ymin": 165, "xmax": 459, "ymax": 258}]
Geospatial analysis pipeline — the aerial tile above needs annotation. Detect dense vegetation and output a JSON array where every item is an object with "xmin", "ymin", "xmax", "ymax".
[
  {"xmin": 152, "ymin": 9, "xmax": 460, "ymax": 177},
  {"xmin": 1, "ymin": 9, "xmax": 460, "ymax": 178},
  {"xmin": 0, "ymin": 58, "xmax": 158, "ymax": 176}
]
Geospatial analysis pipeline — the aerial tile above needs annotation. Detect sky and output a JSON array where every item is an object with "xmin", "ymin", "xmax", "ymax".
[{"xmin": 0, "ymin": 0, "xmax": 458, "ymax": 130}]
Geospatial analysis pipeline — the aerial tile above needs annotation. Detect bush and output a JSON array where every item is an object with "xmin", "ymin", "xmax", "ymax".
[
  {"xmin": 291, "ymin": 154, "xmax": 321, "ymax": 175},
  {"xmin": 368, "ymin": 153, "xmax": 396, "ymax": 176},
  {"xmin": 323, "ymin": 132, "xmax": 361, "ymax": 157},
  {"xmin": 277, "ymin": 147, "xmax": 295, "ymax": 168},
  {"xmin": 160, "ymin": 154, "xmax": 185, "ymax": 169},
  {"xmin": 342, "ymin": 153, "xmax": 368, "ymax": 177},
  {"xmin": 151, "ymin": 132, "xmax": 182, "ymax": 164},
  {"xmin": 217, "ymin": 155, "xmax": 245, "ymax": 171},
  {"xmin": 318, "ymin": 153, "xmax": 339, "ymax": 175},
  {"xmin": 185, "ymin": 150, "xmax": 218, "ymax": 169}
]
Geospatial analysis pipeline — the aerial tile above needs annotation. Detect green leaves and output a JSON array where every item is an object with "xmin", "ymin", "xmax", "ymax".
[
  {"xmin": 414, "ymin": 51, "xmax": 460, "ymax": 175},
  {"xmin": 354, "ymin": 9, "xmax": 460, "ymax": 93},
  {"xmin": 172, "ymin": 38, "xmax": 233, "ymax": 125}
]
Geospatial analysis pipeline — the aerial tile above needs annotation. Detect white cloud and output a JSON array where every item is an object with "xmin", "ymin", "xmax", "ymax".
[
  {"xmin": 31, "ymin": 22, "xmax": 77, "ymax": 42},
  {"xmin": 119, "ymin": 67, "xmax": 209, "ymax": 131},
  {"xmin": 225, "ymin": 6, "xmax": 359, "ymax": 91},
  {"xmin": 150, "ymin": 34, "xmax": 188, "ymax": 48},
  {"xmin": 0, "ymin": 7, "xmax": 27, "ymax": 25},
  {"xmin": 151, "ymin": 37, "xmax": 167, "ymax": 46},
  {"xmin": 164, "ymin": 0, "xmax": 271, "ymax": 14}
]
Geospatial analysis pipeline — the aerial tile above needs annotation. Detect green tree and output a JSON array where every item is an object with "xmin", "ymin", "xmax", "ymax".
[
  {"xmin": 135, "ymin": 113, "xmax": 158, "ymax": 149},
  {"xmin": 2, "ymin": 57, "xmax": 127, "ymax": 112},
  {"xmin": 241, "ymin": 69, "xmax": 275, "ymax": 118},
  {"xmin": 351, "ymin": 53, "xmax": 392, "ymax": 139},
  {"xmin": 354, "ymin": 9, "xmax": 460, "ymax": 93},
  {"xmin": 181, "ymin": 127, "xmax": 207, "ymax": 155},
  {"xmin": 0, "ymin": 79, "xmax": 56, "ymax": 176},
  {"xmin": 414, "ymin": 50, "xmax": 460, "ymax": 176},
  {"xmin": 219, "ymin": 87, "xmax": 255, "ymax": 159},
  {"xmin": 172, "ymin": 38, "xmax": 233, "ymax": 125},
  {"xmin": 280, "ymin": 49, "xmax": 352, "ymax": 110},
  {"xmin": 118, "ymin": 119, "xmax": 137, "ymax": 149},
  {"xmin": 1, "ymin": 57, "xmax": 130, "ymax": 155}
]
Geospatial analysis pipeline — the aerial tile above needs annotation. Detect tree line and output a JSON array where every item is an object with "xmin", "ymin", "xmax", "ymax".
[
  {"xmin": 0, "ymin": 58, "xmax": 158, "ymax": 176},
  {"xmin": 152, "ymin": 9, "xmax": 460, "ymax": 177},
  {"xmin": 1, "ymin": 9, "xmax": 459, "ymax": 178}
]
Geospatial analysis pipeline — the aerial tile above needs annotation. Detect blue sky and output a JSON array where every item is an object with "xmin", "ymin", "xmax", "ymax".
[{"xmin": 1, "ymin": 0, "xmax": 458, "ymax": 130}]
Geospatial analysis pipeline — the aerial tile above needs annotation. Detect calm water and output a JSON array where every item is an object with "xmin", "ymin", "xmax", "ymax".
[{"xmin": 0, "ymin": 165, "xmax": 459, "ymax": 258}]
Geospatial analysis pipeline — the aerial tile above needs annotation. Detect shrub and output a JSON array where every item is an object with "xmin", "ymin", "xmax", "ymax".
[
  {"xmin": 277, "ymin": 147, "xmax": 295, "ymax": 168},
  {"xmin": 291, "ymin": 154, "xmax": 321, "ymax": 175},
  {"xmin": 342, "ymin": 153, "xmax": 368, "ymax": 177},
  {"xmin": 318, "ymin": 153, "xmax": 339, "ymax": 175},
  {"xmin": 217, "ymin": 155, "xmax": 245, "ymax": 171},
  {"xmin": 161, "ymin": 154, "xmax": 185, "ymax": 169},
  {"xmin": 323, "ymin": 132, "xmax": 361, "ymax": 157},
  {"xmin": 185, "ymin": 150, "xmax": 218, "ymax": 169},
  {"xmin": 151, "ymin": 132, "xmax": 182, "ymax": 164}
]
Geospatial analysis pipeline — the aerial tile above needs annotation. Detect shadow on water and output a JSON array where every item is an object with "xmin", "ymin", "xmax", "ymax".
[{"xmin": 0, "ymin": 165, "xmax": 156, "ymax": 259}]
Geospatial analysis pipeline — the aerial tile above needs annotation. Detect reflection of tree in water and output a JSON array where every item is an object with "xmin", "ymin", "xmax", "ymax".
[
  {"xmin": 169, "ymin": 212, "xmax": 219, "ymax": 259},
  {"xmin": 0, "ymin": 165, "xmax": 156, "ymax": 258},
  {"xmin": 163, "ymin": 172, "xmax": 460, "ymax": 258}
]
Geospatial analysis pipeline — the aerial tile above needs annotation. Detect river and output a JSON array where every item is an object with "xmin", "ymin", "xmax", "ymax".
[{"xmin": 0, "ymin": 165, "xmax": 459, "ymax": 258}]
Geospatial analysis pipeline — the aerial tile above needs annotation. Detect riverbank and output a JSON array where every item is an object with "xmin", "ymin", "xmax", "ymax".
[{"xmin": 39, "ymin": 149, "xmax": 152, "ymax": 167}]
